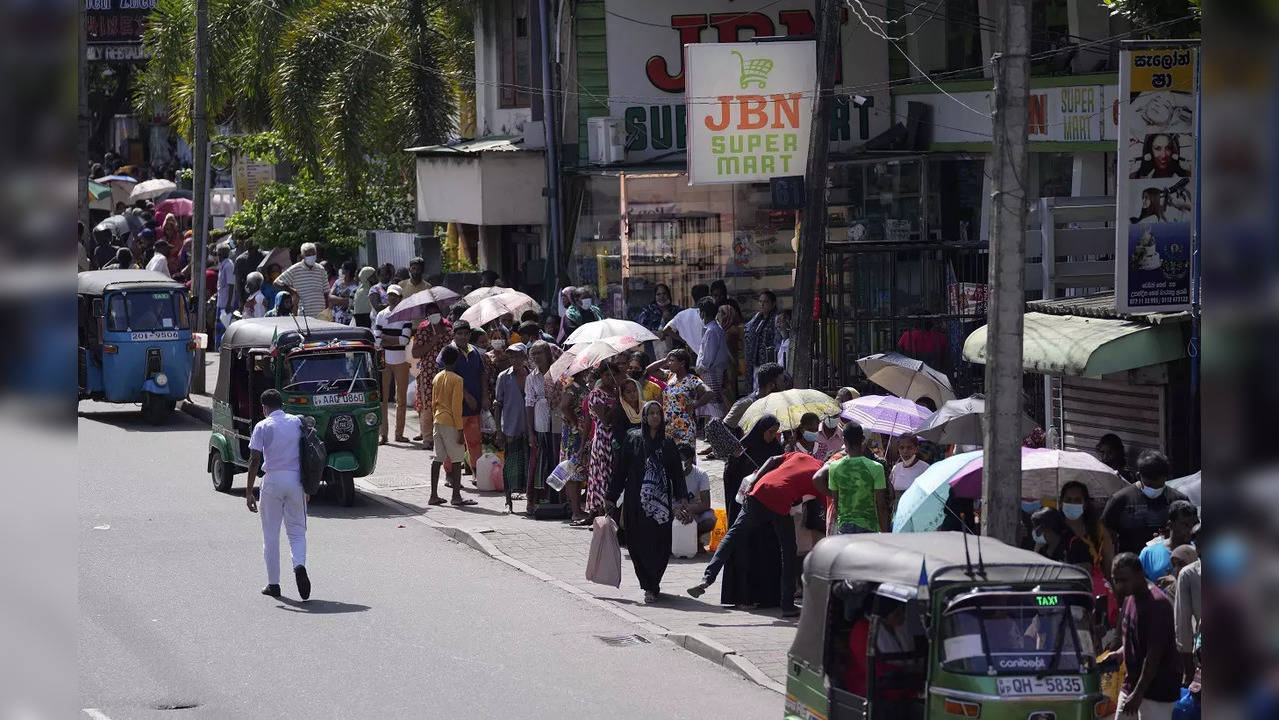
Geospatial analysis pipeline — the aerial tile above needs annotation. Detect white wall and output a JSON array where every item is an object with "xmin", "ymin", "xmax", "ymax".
[{"xmin": 416, "ymin": 156, "xmax": 484, "ymax": 224}]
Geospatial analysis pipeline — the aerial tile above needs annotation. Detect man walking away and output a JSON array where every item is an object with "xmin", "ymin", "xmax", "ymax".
[
  {"xmin": 244, "ymin": 389, "xmax": 310, "ymax": 600},
  {"xmin": 429, "ymin": 344, "xmax": 475, "ymax": 506},
  {"xmin": 813, "ymin": 422, "xmax": 890, "ymax": 533},
  {"xmin": 1111, "ymin": 552, "xmax": 1182, "ymax": 719},
  {"xmin": 374, "ymin": 285, "xmax": 413, "ymax": 443},
  {"xmin": 688, "ymin": 451, "xmax": 825, "ymax": 617}
]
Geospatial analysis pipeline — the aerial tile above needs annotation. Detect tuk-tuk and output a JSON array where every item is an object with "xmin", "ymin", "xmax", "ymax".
[
  {"xmin": 77, "ymin": 270, "xmax": 195, "ymax": 424},
  {"xmin": 786, "ymin": 532, "xmax": 1107, "ymax": 720},
  {"xmin": 208, "ymin": 317, "xmax": 381, "ymax": 506}
]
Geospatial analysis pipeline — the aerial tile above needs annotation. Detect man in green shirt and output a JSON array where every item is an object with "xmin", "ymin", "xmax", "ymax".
[{"xmin": 814, "ymin": 422, "xmax": 890, "ymax": 534}]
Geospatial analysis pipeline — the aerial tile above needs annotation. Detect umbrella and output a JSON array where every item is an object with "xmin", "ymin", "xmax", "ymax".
[
  {"xmin": 893, "ymin": 451, "xmax": 984, "ymax": 532},
  {"xmin": 128, "ymin": 179, "xmax": 177, "ymax": 203},
  {"xmin": 913, "ymin": 395, "xmax": 1038, "ymax": 445},
  {"xmin": 841, "ymin": 395, "xmax": 932, "ymax": 437},
  {"xmin": 88, "ymin": 181, "xmax": 113, "ymax": 211},
  {"xmin": 94, "ymin": 174, "xmax": 137, "ymax": 184},
  {"xmin": 464, "ymin": 286, "xmax": 514, "ymax": 304},
  {"xmin": 92, "ymin": 215, "xmax": 131, "ymax": 240},
  {"xmin": 1168, "ymin": 471, "xmax": 1200, "ymax": 507},
  {"xmin": 565, "ymin": 319, "xmax": 658, "ymax": 345},
  {"xmin": 460, "ymin": 291, "xmax": 541, "ymax": 327},
  {"xmin": 662, "ymin": 307, "xmax": 704, "ymax": 349},
  {"xmin": 258, "ymin": 247, "xmax": 292, "ymax": 272},
  {"xmin": 387, "ymin": 286, "xmax": 462, "ymax": 323},
  {"xmin": 95, "ymin": 175, "xmax": 136, "ymax": 206},
  {"xmin": 154, "ymin": 197, "xmax": 194, "ymax": 222},
  {"xmin": 156, "ymin": 188, "xmax": 193, "ymax": 202},
  {"xmin": 547, "ymin": 337, "xmax": 642, "ymax": 381},
  {"xmin": 907, "ymin": 447, "xmax": 1127, "ymax": 504},
  {"xmin": 857, "ymin": 352, "xmax": 956, "ymax": 407},
  {"xmin": 740, "ymin": 389, "xmax": 841, "ymax": 433}
]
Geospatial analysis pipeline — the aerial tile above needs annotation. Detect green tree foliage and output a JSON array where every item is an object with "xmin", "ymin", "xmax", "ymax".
[{"xmin": 1101, "ymin": 0, "xmax": 1201, "ymax": 37}]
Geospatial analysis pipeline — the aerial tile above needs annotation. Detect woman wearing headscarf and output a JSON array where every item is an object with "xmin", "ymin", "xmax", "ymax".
[
  {"xmin": 564, "ymin": 286, "xmax": 604, "ymax": 338},
  {"xmin": 351, "ymin": 266, "xmax": 376, "ymax": 328},
  {"xmin": 411, "ymin": 302, "xmax": 452, "ymax": 448},
  {"xmin": 607, "ymin": 400, "xmax": 690, "ymax": 603},
  {"xmin": 242, "ymin": 271, "xmax": 268, "ymax": 319},
  {"xmin": 556, "ymin": 286, "xmax": 574, "ymax": 342},
  {"xmin": 720, "ymin": 414, "xmax": 785, "ymax": 609},
  {"xmin": 612, "ymin": 378, "xmax": 644, "ymax": 437}
]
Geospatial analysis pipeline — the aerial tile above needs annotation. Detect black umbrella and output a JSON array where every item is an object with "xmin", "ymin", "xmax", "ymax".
[{"xmin": 156, "ymin": 188, "xmax": 194, "ymax": 202}]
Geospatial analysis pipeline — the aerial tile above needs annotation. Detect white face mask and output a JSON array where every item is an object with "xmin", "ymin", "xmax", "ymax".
[
  {"xmin": 491, "ymin": 340, "xmax": 506, "ymax": 350},
  {"xmin": 1140, "ymin": 484, "xmax": 1165, "ymax": 499},
  {"xmin": 1032, "ymin": 530, "xmax": 1046, "ymax": 545},
  {"xmin": 802, "ymin": 430, "xmax": 819, "ymax": 442},
  {"xmin": 303, "ymin": 255, "xmax": 316, "ymax": 267},
  {"xmin": 822, "ymin": 417, "xmax": 839, "ymax": 430},
  {"xmin": 581, "ymin": 298, "xmax": 593, "ymax": 309},
  {"xmin": 1061, "ymin": 502, "xmax": 1085, "ymax": 520},
  {"xmin": 427, "ymin": 313, "xmax": 442, "ymax": 325}
]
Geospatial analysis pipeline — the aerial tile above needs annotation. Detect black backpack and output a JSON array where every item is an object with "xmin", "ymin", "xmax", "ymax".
[{"xmin": 298, "ymin": 419, "xmax": 327, "ymax": 496}]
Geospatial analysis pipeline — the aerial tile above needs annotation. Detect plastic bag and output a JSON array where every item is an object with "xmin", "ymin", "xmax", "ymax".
[
  {"xmin": 707, "ymin": 508, "xmax": 728, "ymax": 552},
  {"xmin": 736, "ymin": 470, "xmax": 758, "ymax": 505},
  {"xmin": 585, "ymin": 516, "xmax": 621, "ymax": 587},
  {"xmin": 671, "ymin": 516, "xmax": 699, "ymax": 558},
  {"xmin": 546, "ymin": 460, "xmax": 578, "ymax": 491},
  {"xmin": 480, "ymin": 410, "xmax": 498, "ymax": 434},
  {"xmin": 475, "ymin": 453, "xmax": 503, "ymax": 492}
]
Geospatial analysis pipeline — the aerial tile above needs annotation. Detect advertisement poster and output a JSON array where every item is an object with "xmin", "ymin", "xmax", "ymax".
[
  {"xmin": 685, "ymin": 40, "xmax": 816, "ymax": 185},
  {"xmin": 1116, "ymin": 42, "xmax": 1199, "ymax": 314}
]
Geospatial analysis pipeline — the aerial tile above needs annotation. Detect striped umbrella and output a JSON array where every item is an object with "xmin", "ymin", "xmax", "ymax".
[{"xmin": 840, "ymin": 394, "xmax": 932, "ymax": 437}]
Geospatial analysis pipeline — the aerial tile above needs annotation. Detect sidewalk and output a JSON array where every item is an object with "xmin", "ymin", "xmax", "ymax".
[{"xmin": 183, "ymin": 351, "xmax": 797, "ymax": 691}]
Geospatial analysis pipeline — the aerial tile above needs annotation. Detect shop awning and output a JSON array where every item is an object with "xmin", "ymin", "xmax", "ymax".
[
  {"xmin": 961, "ymin": 312, "xmax": 1186, "ymax": 378},
  {"xmin": 408, "ymin": 136, "xmax": 546, "ymax": 226}
]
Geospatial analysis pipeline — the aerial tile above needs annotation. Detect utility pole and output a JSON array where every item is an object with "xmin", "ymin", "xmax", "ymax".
[
  {"xmin": 791, "ymin": 0, "xmax": 839, "ymax": 388},
  {"xmin": 191, "ymin": 0, "xmax": 211, "ymax": 393},
  {"xmin": 536, "ymin": 0, "xmax": 562, "ymax": 309},
  {"xmin": 78, "ymin": 1, "xmax": 89, "ymax": 242},
  {"xmin": 982, "ymin": 0, "xmax": 1031, "ymax": 544}
]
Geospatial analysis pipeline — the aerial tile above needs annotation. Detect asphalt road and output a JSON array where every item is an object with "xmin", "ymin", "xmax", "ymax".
[{"xmin": 78, "ymin": 402, "xmax": 778, "ymax": 720}]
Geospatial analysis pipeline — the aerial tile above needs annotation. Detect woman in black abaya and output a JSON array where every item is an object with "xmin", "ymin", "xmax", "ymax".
[{"xmin": 720, "ymin": 415, "xmax": 784, "ymax": 608}]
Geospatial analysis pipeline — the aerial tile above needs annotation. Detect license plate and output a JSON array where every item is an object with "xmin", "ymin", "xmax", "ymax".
[
  {"xmin": 312, "ymin": 392, "xmax": 365, "ymax": 406},
  {"xmin": 995, "ymin": 675, "xmax": 1083, "ymax": 696}
]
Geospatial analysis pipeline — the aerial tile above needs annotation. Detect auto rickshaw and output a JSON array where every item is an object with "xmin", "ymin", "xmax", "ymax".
[
  {"xmin": 786, "ymin": 532, "xmax": 1109, "ymax": 720},
  {"xmin": 77, "ymin": 270, "xmax": 196, "ymax": 424},
  {"xmin": 208, "ymin": 317, "xmax": 381, "ymax": 506}
]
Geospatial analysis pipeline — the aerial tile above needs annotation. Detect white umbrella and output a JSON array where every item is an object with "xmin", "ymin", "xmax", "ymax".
[
  {"xmin": 461, "ymin": 292, "xmax": 541, "ymax": 327},
  {"xmin": 856, "ymin": 351, "xmax": 956, "ymax": 408},
  {"xmin": 914, "ymin": 395, "xmax": 1038, "ymax": 445},
  {"xmin": 463, "ymin": 286, "xmax": 513, "ymax": 304},
  {"xmin": 1168, "ymin": 471, "xmax": 1200, "ymax": 507},
  {"xmin": 95, "ymin": 175, "xmax": 136, "ymax": 206},
  {"xmin": 662, "ymin": 307, "xmax": 704, "ymax": 349},
  {"xmin": 128, "ymin": 179, "xmax": 177, "ymax": 203},
  {"xmin": 547, "ymin": 337, "xmax": 643, "ymax": 381},
  {"xmin": 565, "ymin": 319, "xmax": 658, "ymax": 345},
  {"xmin": 1020, "ymin": 449, "xmax": 1128, "ymax": 500}
]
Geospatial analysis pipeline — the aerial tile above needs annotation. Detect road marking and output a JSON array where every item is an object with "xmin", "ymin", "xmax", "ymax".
[{"xmin": 83, "ymin": 709, "xmax": 112, "ymax": 720}]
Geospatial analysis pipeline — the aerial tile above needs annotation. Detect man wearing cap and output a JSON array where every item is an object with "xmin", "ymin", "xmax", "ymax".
[
  {"xmin": 374, "ymin": 285, "xmax": 414, "ymax": 443},
  {"xmin": 494, "ymin": 343, "xmax": 529, "ymax": 509},
  {"xmin": 145, "ymin": 237, "xmax": 175, "ymax": 277}
]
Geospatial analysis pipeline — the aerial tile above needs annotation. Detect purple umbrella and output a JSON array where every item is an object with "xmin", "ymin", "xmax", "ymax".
[
  {"xmin": 840, "ymin": 395, "xmax": 932, "ymax": 437},
  {"xmin": 386, "ymin": 286, "xmax": 461, "ymax": 323}
]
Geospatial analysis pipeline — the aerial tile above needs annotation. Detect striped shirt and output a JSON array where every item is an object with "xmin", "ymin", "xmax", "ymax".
[{"xmin": 276, "ymin": 261, "xmax": 329, "ymax": 317}]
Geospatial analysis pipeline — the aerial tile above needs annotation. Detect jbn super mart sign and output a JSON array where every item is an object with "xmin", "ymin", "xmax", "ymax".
[{"xmin": 685, "ymin": 41, "xmax": 817, "ymax": 185}]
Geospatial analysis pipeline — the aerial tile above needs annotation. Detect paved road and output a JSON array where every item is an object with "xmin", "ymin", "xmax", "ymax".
[{"xmin": 78, "ymin": 402, "xmax": 779, "ymax": 719}]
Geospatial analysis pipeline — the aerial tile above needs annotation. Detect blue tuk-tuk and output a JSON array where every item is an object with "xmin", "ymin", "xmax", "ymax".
[{"xmin": 77, "ymin": 270, "xmax": 195, "ymax": 423}]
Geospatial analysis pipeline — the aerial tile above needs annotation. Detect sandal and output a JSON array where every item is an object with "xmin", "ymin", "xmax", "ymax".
[
  {"xmin": 450, "ymin": 498, "xmax": 478, "ymax": 506},
  {"xmin": 428, "ymin": 497, "xmax": 447, "ymax": 506}
]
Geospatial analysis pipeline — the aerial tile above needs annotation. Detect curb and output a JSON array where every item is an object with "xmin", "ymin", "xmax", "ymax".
[
  {"xmin": 352, "ymin": 478, "xmax": 783, "ymax": 694},
  {"xmin": 180, "ymin": 398, "xmax": 212, "ymax": 424}
]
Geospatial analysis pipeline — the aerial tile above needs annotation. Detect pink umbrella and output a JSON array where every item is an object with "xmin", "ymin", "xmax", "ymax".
[
  {"xmin": 154, "ymin": 197, "xmax": 194, "ymax": 223},
  {"xmin": 547, "ymin": 337, "xmax": 642, "ymax": 381},
  {"xmin": 387, "ymin": 286, "xmax": 461, "ymax": 323},
  {"xmin": 840, "ymin": 394, "xmax": 932, "ymax": 437},
  {"xmin": 941, "ymin": 447, "xmax": 1126, "ymax": 500}
]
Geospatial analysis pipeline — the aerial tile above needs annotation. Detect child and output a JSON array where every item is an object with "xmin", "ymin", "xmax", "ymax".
[
  {"xmin": 676, "ymin": 443, "xmax": 717, "ymax": 552},
  {"xmin": 429, "ymin": 344, "xmax": 477, "ymax": 506}
]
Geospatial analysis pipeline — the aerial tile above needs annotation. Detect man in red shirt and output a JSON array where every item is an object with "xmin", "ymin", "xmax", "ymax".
[{"xmin": 688, "ymin": 452, "xmax": 825, "ymax": 617}]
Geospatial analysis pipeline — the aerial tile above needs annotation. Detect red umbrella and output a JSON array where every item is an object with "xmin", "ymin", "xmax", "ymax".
[{"xmin": 154, "ymin": 197, "xmax": 194, "ymax": 223}]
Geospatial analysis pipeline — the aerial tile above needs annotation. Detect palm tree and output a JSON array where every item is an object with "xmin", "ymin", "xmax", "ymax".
[{"xmin": 136, "ymin": 0, "xmax": 471, "ymax": 189}]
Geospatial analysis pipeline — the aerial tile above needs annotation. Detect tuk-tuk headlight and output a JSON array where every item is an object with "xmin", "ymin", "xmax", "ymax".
[
  {"xmin": 364, "ymin": 412, "xmax": 379, "ymax": 427},
  {"xmin": 153, "ymin": 372, "xmax": 168, "ymax": 387},
  {"xmin": 331, "ymin": 414, "xmax": 355, "ymax": 442}
]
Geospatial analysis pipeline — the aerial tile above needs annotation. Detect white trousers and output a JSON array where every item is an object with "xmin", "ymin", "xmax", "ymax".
[
  {"xmin": 260, "ymin": 477, "xmax": 307, "ymax": 585},
  {"xmin": 1116, "ymin": 691, "xmax": 1175, "ymax": 720}
]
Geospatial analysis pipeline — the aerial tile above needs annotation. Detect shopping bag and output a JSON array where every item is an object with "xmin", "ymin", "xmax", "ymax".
[
  {"xmin": 1172, "ymin": 687, "xmax": 1200, "ymax": 720},
  {"xmin": 585, "ymin": 516, "xmax": 622, "ymax": 587},
  {"xmin": 707, "ymin": 508, "xmax": 728, "ymax": 552},
  {"xmin": 671, "ymin": 517, "xmax": 699, "ymax": 558},
  {"xmin": 475, "ymin": 452, "xmax": 503, "ymax": 492},
  {"xmin": 546, "ymin": 460, "xmax": 578, "ymax": 491}
]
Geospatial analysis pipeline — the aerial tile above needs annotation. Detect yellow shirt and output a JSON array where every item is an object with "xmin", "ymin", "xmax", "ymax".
[
  {"xmin": 642, "ymin": 380, "xmax": 662, "ymax": 403},
  {"xmin": 399, "ymin": 278, "xmax": 431, "ymax": 300},
  {"xmin": 432, "ymin": 369, "xmax": 464, "ymax": 428}
]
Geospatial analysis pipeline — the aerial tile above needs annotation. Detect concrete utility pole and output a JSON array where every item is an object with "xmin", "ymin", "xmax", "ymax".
[
  {"xmin": 982, "ymin": 0, "xmax": 1031, "ymax": 544},
  {"xmin": 78, "ymin": 2, "xmax": 90, "ymax": 241},
  {"xmin": 790, "ymin": 0, "xmax": 839, "ymax": 388},
  {"xmin": 536, "ymin": 0, "xmax": 562, "ymax": 309},
  {"xmin": 191, "ymin": 0, "xmax": 211, "ymax": 392}
]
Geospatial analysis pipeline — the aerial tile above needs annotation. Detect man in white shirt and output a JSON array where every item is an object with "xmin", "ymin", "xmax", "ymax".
[
  {"xmin": 244, "ymin": 389, "xmax": 310, "ymax": 600},
  {"xmin": 676, "ymin": 443, "xmax": 718, "ymax": 540},
  {"xmin": 373, "ymin": 285, "xmax": 413, "ymax": 443},
  {"xmin": 214, "ymin": 243, "xmax": 235, "ymax": 347},
  {"xmin": 145, "ymin": 239, "xmax": 174, "ymax": 277},
  {"xmin": 275, "ymin": 242, "xmax": 330, "ymax": 318}
]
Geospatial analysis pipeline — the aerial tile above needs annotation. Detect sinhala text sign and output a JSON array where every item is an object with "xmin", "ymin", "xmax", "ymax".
[
  {"xmin": 1116, "ymin": 41, "xmax": 1199, "ymax": 314},
  {"xmin": 685, "ymin": 40, "xmax": 816, "ymax": 186}
]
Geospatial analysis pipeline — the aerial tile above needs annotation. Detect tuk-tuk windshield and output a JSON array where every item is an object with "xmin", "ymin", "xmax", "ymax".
[
  {"xmin": 282, "ymin": 351, "xmax": 378, "ymax": 393},
  {"xmin": 939, "ymin": 593, "xmax": 1094, "ymax": 675},
  {"xmin": 107, "ymin": 290, "xmax": 189, "ymax": 332}
]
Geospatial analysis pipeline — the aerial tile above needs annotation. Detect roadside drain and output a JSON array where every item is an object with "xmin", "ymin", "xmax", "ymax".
[
  {"xmin": 153, "ymin": 702, "xmax": 199, "ymax": 710},
  {"xmin": 596, "ymin": 634, "xmax": 651, "ymax": 647}
]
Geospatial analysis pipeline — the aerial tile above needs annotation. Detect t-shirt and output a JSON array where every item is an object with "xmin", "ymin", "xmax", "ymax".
[
  {"xmin": 373, "ymin": 308, "xmax": 412, "ymax": 365},
  {"xmin": 495, "ymin": 367, "xmax": 527, "ymax": 436},
  {"xmin": 1121, "ymin": 585, "xmax": 1183, "ymax": 703},
  {"xmin": 1101, "ymin": 484, "xmax": 1189, "ymax": 555},
  {"xmin": 827, "ymin": 455, "xmax": 887, "ymax": 531},
  {"xmin": 431, "ymin": 370, "xmax": 463, "ymax": 428},
  {"xmin": 216, "ymin": 258, "xmax": 235, "ymax": 309},
  {"xmin": 399, "ymin": 278, "xmax": 430, "ymax": 300},
  {"xmin": 145, "ymin": 251, "xmax": 171, "ymax": 277},
  {"xmin": 749, "ymin": 452, "xmax": 822, "ymax": 516},
  {"xmin": 277, "ymin": 261, "xmax": 329, "ymax": 317},
  {"xmin": 450, "ymin": 344, "xmax": 485, "ymax": 417},
  {"xmin": 685, "ymin": 466, "xmax": 711, "ymax": 497},
  {"xmin": 1139, "ymin": 539, "xmax": 1186, "ymax": 582},
  {"xmin": 890, "ymin": 458, "xmax": 930, "ymax": 492},
  {"xmin": 524, "ymin": 371, "xmax": 551, "ymax": 433}
]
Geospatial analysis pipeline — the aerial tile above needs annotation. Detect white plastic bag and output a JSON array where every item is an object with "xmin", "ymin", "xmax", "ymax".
[
  {"xmin": 475, "ymin": 452, "xmax": 503, "ymax": 492},
  {"xmin": 406, "ymin": 378, "xmax": 417, "ymax": 403},
  {"xmin": 480, "ymin": 410, "xmax": 498, "ymax": 434},
  {"xmin": 671, "ymin": 516, "xmax": 699, "ymax": 559},
  {"xmin": 546, "ymin": 460, "xmax": 578, "ymax": 491},
  {"xmin": 736, "ymin": 470, "xmax": 758, "ymax": 505},
  {"xmin": 585, "ymin": 516, "xmax": 622, "ymax": 587}
]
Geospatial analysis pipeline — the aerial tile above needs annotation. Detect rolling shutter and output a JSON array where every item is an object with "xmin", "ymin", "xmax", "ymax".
[{"xmin": 1052, "ymin": 375, "xmax": 1165, "ymax": 460}]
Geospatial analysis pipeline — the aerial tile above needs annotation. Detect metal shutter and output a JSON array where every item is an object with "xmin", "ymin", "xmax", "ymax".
[{"xmin": 1052, "ymin": 375, "xmax": 1165, "ymax": 460}]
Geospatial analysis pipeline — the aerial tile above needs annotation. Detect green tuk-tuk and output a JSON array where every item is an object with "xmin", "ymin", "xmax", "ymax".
[
  {"xmin": 208, "ymin": 317, "xmax": 381, "ymax": 506},
  {"xmin": 786, "ymin": 532, "xmax": 1108, "ymax": 720}
]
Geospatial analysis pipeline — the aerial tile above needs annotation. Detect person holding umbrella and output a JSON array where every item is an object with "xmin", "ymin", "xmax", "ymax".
[{"xmin": 411, "ymin": 302, "xmax": 452, "ymax": 447}]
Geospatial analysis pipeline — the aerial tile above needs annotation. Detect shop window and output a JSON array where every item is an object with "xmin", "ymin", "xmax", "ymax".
[
  {"xmin": 1030, "ymin": 0, "xmax": 1072, "ymax": 73},
  {"xmin": 496, "ymin": 0, "xmax": 530, "ymax": 109},
  {"xmin": 1037, "ymin": 152, "xmax": 1075, "ymax": 199},
  {"xmin": 945, "ymin": 0, "xmax": 986, "ymax": 78}
]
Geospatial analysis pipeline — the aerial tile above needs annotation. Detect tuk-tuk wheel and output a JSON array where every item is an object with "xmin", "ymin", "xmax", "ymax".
[
  {"xmin": 210, "ymin": 451, "xmax": 234, "ymax": 493},
  {"xmin": 142, "ymin": 393, "xmax": 173, "ymax": 425},
  {"xmin": 336, "ymin": 471, "xmax": 356, "ymax": 507}
]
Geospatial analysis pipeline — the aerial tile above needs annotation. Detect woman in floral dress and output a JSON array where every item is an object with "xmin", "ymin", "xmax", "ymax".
[
  {"xmin": 329, "ymin": 260, "xmax": 359, "ymax": 325},
  {"xmin": 411, "ymin": 302, "xmax": 451, "ymax": 448},
  {"xmin": 559, "ymin": 371, "xmax": 591, "ymax": 524},
  {"xmin": 584, "ymin": 360, "xmax": 622, "ymax": 519},
  {"xmin": 649, "ymin": 348, "xmax": 716, "ymax": 448}
]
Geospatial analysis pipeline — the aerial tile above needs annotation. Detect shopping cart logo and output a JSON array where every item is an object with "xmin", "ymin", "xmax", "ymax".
[{"xmin": 731, "ymin": 50, "xmax": 774, "ymax": 89}]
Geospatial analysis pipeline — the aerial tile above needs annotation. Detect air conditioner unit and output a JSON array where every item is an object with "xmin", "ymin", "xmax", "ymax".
[{"xmin": 587, "ymin": 117, "xmax": 625, "ymax": 165}]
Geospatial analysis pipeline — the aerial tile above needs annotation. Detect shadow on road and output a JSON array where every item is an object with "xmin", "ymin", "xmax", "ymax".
[
  {"xmin": 606, "ymin": 595, "xmax": 732, "ymax": 613},
  {"xmin": 275, "ymin": 597, "xmax": 370, "ymax": 614},
  {"xmin": 77, "ymin": 409, "xmax": 202, "ymax": 432}
]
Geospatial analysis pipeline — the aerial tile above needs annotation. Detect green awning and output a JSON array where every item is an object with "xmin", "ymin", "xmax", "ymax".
[{"xmin": 962, "ymin": 312, "xmax": 1186, "ymax": 378}]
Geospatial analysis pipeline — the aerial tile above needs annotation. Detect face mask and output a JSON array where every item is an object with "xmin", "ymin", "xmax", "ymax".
[
  {"xmin": 803, "ymin": 430, "xmax": 819, "ymax": 442},
  {"xmin": 1061, "ymin": 502, "xmax": 1085, "ymax": 520},
  {"xmin": 1032, "ymin": 530, "xmax": 1046, "ymax": 545},
  {"xmin": 1140, "ymin": 484, "xmax": 1165, "ymax": 499},
  {"xmin": 1021, "ymin": 500, "xmax": 1042, "ymax": 514},
  {"xmin": 823, "ymin": 417, "xmax": 839, "ymax": 429},
  {"xmin": 427, "ymin": 313, "xmax": 441, "ymax": 325},
  {"xmin": 303, "ymin": 255, "xmax": 316, "ymax": 267},
  {"xmin": 491, "ymin": 340, "xmax": 506, "ymax": 350},
  {"xmin": 973, "ymin": 499, "xmax": 982, "ymax": 510},
  {"xmin": 581, "ymin": 298, "xmax": 593, "ymax": 309}
]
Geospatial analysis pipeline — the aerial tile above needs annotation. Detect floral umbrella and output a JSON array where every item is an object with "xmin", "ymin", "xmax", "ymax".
[
  {"xmin": 840, "ymin": 395, "xmax": 932, "ymax": 437},
  {"xmin": 740, "ymin": 389, "xmax": 841, "ymax": 433},
  {"xmin": 547, "ymin": 337, "xmax": 642, "ymax": 382}
]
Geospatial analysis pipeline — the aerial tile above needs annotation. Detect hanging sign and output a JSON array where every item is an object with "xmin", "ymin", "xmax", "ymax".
[
  {"xmin": 1115, "ymin": 41, "xmax": 1199, "ymax": 314},
  {"xmin": 685, "ymin": 40, "xmax": 816, "ymax": 185}
]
